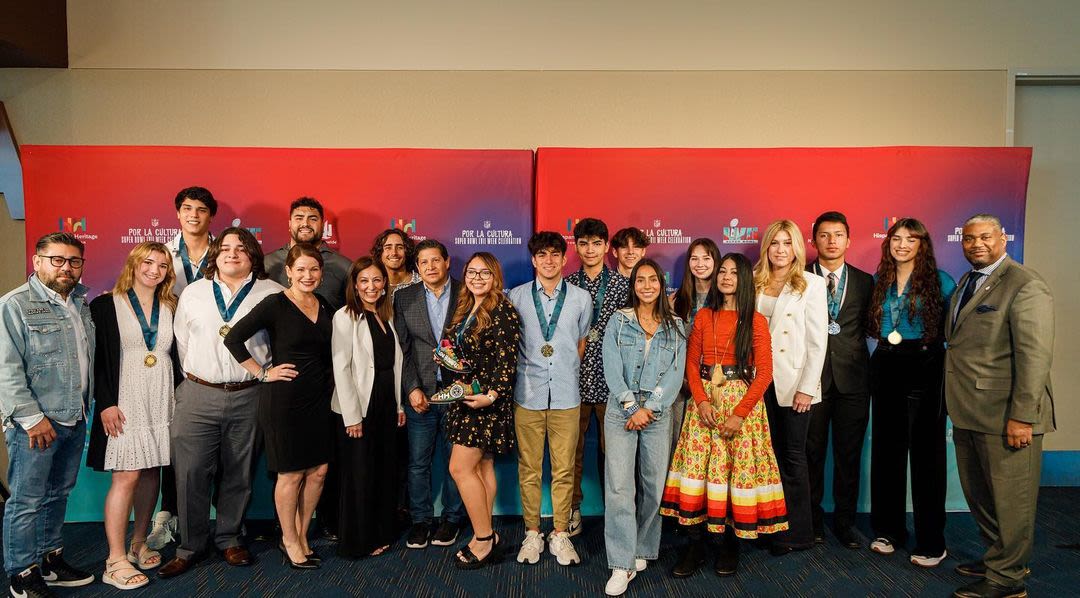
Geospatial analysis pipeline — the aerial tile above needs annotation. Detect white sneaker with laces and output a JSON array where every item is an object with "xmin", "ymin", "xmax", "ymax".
[
  {"xmin": 635, "ymin": 558, "xmax": 647, "ymax": 572},
  {"xmin": 869, "ymin": 537, "xmax": 895, "ymax": 555},
  {"xmin": 516, "ymin": 530, "xmax": 545, "ymax": 564},
  {"xmin": 567, "ymin": 509, "xmax": 583, "ymax": 537},
  {"xmin": 605, "ymin": 570, "xmax": 636, "ymax": 596},
  {"xmin": 910, "ymin": 549, "xmax": 947, "ymax": 568},
  {"xmin": 548, "ymin": 531, "xmax": 581, "ymax": 566},
  {"xmin": 146, "ymin": 511, "xmax": 177, "ymax": 551}
]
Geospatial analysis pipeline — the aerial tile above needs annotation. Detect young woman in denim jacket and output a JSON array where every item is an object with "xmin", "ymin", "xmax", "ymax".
[{"xmin": 600, "ymin": 259, "xmax": 686, "ymax": 596}]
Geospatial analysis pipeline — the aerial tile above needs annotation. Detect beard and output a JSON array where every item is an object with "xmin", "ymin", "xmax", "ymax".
[
  {"xmin": 292, "ymin": 227, "xmax": 322, "ymax": 245},
  {"xmin": 40, "ymin": 272, "xmax": 77, "ymax": 296}
]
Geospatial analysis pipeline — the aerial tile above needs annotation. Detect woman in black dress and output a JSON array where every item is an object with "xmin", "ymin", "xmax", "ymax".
[
  {"xmin": 225, "ymin": 243, "xmax": 332, "ymax": 569},
  {"xmin": 443, "ymin": 252, "xmax": 521, "ymax": 569},
  {"xmin": 330, "ymin": 256, "xmax": 406, "ymax": 557}
]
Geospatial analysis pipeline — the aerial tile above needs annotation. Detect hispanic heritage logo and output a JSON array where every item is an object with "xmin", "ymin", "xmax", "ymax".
[
  {"xmin": 722, "ymin": 218, "xmax": 759, "ymax": 245},
  {"xmin": 455, "ymin": 218, "xmax": 523, "ymax": 246},
  {"xmin": 873, "ymin": 216, "xmax": 899, "ymax": 239},
  {"xmin": 57, "ymin": 217, "xmax": 99, "ymax": 241}
]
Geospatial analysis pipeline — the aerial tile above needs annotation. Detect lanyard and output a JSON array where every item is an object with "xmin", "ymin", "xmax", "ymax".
[
  {"xmin": 456, "ymin": 312, "xmax": 477, "ymax": 348},
  {"xmin": 816, "ymin": 263, "xmax": 848, "ymax": 321},
  {"xmin": 212, "ymin": 278, "xmax": 257, "ymax": 323},
  {"xmin": 127, "ymin": 289, "xmax": 160, "ymax": 352},
  {"xmin": 583, "ymin": 267, "xmax": 610, "ymax": 328},
  {"xmin": 178, "ymin": 236, "xmax": 208, "ymax": 285},
  {"xmin": 888, "ymin": 279, "xmax": 910, "ymax": 331},
  {"xmin": 532, "ymin": 279, "xmax": 568, "ymax": 343}
]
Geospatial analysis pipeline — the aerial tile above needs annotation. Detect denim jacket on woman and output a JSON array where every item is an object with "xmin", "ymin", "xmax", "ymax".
[{"xmin": 601, "ymin": 307, "xmax": 686, "ymax": 415}]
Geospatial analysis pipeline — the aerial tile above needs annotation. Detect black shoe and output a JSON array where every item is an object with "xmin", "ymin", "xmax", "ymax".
[
  {"xmin": 319, "ymin": 528, "xmax": 340, "ymax": 543},
  {"xmin": 453, "ymin": 532, "xmax": 502, "ymax": 570},
  {"xmin": 278, "ymin": 542, "xmax": 319, "ymax": 570},
  {"xmin": 431, "ymin": 520, "xmax": 460, "ymax": 547},
  {"xmin": 952, "ymin": 579, "xmax": 1027, "ymax": 598},
  {"xmin": 671, "ymin": 541, "xmax": 706, "ymax": 578},
  {"xmin": 834, "ymin": 526, "xmax": 863, "ymax": 550},
  {"xmin": 768, "ymin": 543, "xmax": 793, "ymax": 557},
  {"xmin": 406, "ymin": 522, "xmax": 432, "ymax": 549},
  {"xmin": 955, "ymin": 562, "xmax": 1031, "ymax": 579},
  {"xmin": 713, "ymin": 549, "xmax": 738, "ymax": 577},
  {"xmin": 40, "ymin": 549, "xmax": 94, "ymax": 587},
  {"xmin": 9, "ymin": 565, "xmax": 55, "ymax": 598}
]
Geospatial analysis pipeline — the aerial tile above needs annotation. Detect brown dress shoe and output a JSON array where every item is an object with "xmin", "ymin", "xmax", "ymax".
[
  {"xmin": 157, "ymin": 557, "xmax": 194, "ymax": 578},
  {"xmin": 223, "ymin": 546, "xmax": 252, "ymax": 567}
]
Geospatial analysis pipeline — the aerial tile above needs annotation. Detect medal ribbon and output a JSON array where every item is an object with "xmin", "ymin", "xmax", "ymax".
[
  {"xmin": 456, "ymin": 312, "xmax": 477, "ymax": 348},
  {"xmin": 127, "ymin": 289, "xmax": 160, "ymax": 352},
  {"xmin": 532, "ymin": 279, "xmax": 568, "ymax": 343},
  {"xmin": 887, "ymin": 278, "xmax": 910, "ymax": 335},
  {"xmin": 584, "ymin": 267, "xmax": 610, "ymax": 329},
  {"xmin": 178, "ymin": 236, "xmax": 208, "ymax": 285},
  {"xmin": 818, "ymin": 264, "xmax": 848, "ymax": 322},
  {"xmin": 213, "ymin": 278, "xmax": 257, "ymax": 324}
]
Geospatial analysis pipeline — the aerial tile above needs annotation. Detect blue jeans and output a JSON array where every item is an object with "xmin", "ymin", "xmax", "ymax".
[
  {"xmin": 406, "ymin": 403, "xmax": 464, "ymax": 524},
  {"xmin": 3, "ymin": 419, "xmax": 85, "ymax": 575},
  {"xmin": 603, "ymin": 405, "xmax": 672, "ymax": 571}
]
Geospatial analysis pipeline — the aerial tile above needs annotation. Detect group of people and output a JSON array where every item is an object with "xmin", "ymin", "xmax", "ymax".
[{"xmin": 0, "ymin": 186, "xmax": 1053, "ymax": 598}]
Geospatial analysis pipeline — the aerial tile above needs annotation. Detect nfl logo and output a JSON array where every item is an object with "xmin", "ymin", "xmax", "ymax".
[
  {"xmin": 483, "ymin": 220, "xmax": 491, "ymax": 229},
  {"xmin": 653, "ymin": 219, "xmax": 661, "ymax": 227},
  {"xmin": 151, "ymin": 218, "xmax": 159, "ymax": 227}
]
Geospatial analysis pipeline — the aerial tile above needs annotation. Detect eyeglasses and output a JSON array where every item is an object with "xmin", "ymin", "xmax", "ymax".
[
  {"xmin": 464, "ymin": 269, "xmax": 494, "ymax": 281},
  {"xmin": 38, "ymin": 255, "xmax": 85, "ymax": 268}
]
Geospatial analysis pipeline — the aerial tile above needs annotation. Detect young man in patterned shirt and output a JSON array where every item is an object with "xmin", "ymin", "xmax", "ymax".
[{"xmin": 565, "ymin": 218, "xmax": 630, "ymax": 536}]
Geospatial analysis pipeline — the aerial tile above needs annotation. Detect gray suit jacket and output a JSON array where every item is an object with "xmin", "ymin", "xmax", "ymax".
[
  {"xmin": 393, "ymin": 278, "xmax": 461, "ymax": 397},
  {"xmin": 945, "ymin": 255, "xmax": 1055, "ymax": 435}
]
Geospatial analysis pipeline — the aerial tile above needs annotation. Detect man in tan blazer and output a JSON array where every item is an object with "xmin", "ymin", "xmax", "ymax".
[{"xmin": 945, "ymin": 214, "xmax": 1055, "ymax": 598}]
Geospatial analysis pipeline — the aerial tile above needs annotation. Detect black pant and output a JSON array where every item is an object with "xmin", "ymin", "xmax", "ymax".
[
  {"xmin": 806, "ymin": 384, "xmax": 870, "ymax": 532},
  {"xmin": 869, "ymin": 342, "xmax": 947, "ymax": 554},
  {"xmin": 764, "ymin": 385, "xmax": 815, "ymax": 549}
]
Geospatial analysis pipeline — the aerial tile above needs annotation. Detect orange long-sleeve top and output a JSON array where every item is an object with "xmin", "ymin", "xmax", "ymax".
[{"xmin": 685, "ymin": 308, "xmax": 773, "ymax": 418}]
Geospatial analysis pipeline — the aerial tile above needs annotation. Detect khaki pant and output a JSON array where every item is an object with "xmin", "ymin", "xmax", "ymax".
[
  {"xmin": 572, "ymin": 402, "xmax": 606, "ymax": 509},
  {"xmin": 515, "ymin": 404, "xmax": 580, "ymax": 530}
]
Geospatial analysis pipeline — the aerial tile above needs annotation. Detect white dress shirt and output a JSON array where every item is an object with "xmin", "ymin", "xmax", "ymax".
[{"xmin": 174, "ymin": 275, "xmax": 284, "ymax": 383}]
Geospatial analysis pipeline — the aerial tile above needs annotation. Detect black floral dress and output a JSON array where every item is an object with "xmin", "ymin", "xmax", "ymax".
[{"xmin": 443, "ymin": 298, "xmax": 521, "ymax": 454}]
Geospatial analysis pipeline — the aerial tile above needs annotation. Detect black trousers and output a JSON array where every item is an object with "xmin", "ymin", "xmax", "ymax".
[
  {"xmin": 806, "ymin": 383, "xmax": 870, "ymax": 532},
  {"xmin": 764, "ymin": 385, "xmax": 815, "ymax": 549},
  {"xmin": 869, "ymin": 342, "xmax": 947, "ymax": 554}
]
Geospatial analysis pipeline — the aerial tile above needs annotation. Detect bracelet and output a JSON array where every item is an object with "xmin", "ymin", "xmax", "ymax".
[
  {"xmin": 486, "ymin": 391, "xmax": 497, "ymax": 404},
  {"xmin": 624, "ymin": 402, "xmax": 640, "ymax": 416},
  {"xmin": 257, "ymin": 365, "xmax": 270, "ymax": 382}
]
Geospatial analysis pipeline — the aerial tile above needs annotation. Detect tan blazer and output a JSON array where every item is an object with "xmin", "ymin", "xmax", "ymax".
[{"xmin": 945, "ymin": 256, "xmax": 1055, "ymax": 435}]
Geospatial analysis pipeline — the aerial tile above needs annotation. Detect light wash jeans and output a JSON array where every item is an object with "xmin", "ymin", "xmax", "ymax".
[
  {"xmin": 3, "ymin": 419, "xmax": 85, "ymax": 575},
  {"xmin": 603, "ymin": 405, "xmax": 672, "ymax": 571}
]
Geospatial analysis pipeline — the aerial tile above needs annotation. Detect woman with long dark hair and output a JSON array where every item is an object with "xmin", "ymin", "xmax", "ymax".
[
  {"xmin": 667, "ymin": 239, "xmax": 721, "ymax": 456},
  {"xmin": 443, "ymin": 252, "xmax": 522, "ymax": 569},
  {"xmin": 867, "ymin": 218, "xmax": 956, "ymax": 567},
  {"xmin": 601, "ymin": 259, "xmax": 686, "ymax": 595},
  {"xmin": 661, "ymin": 253, "xmax": 784, "ymax": 579}
]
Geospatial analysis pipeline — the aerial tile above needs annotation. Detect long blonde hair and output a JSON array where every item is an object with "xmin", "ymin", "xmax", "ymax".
[
  {"xmin": 112, "ymin": 242, "xmax": 178, "ymax": 311},
  {"xmin": 753, "ymin": 219, "xmax": 808, "ymax": 295}
]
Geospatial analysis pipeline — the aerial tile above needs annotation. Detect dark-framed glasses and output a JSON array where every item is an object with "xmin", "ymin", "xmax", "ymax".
[{"xmin": 38, "ymin": 255, "xmax": 85, "ymax": 268}]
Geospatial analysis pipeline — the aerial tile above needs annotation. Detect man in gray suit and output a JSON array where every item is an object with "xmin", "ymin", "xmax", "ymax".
[
  {"xmin": 393, "ymin": 238, "xmax": 466, "ymax": 550},
  {"xmin": 946, "ymin": 213, "xmax": 1055, "ymax": 598}
]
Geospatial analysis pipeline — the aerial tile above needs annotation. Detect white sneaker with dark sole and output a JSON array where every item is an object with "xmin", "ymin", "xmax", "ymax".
[{"xmin": 869, "ymin": 537, "xmax": 895, "ymax": 555}]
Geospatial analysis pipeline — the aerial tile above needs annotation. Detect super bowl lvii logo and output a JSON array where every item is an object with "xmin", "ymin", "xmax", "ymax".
[
  {"xmin": 391, "ymin": 218, "xmax": 417, "ymax": 234},
  {"xmin": 58, "ymin": 217, "xmax": 87, "ymax": 232},
  {"xmin": 722, "ymin": 219, "xmax": 759, "ymax": 245}
]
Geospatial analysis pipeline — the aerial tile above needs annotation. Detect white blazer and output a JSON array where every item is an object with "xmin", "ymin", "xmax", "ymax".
[
  {"xmin": 756, "ymin": 272, "xmax": 829, "ymax": 407},
  {"xmin": 330, "ymin": 307, "xmax": 404, "ymax": 427}
]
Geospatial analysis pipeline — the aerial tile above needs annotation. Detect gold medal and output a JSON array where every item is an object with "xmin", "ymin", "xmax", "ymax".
[
  {"xmin": 541, "ymin": 344, "xmax": 554, "ymax": 357},
  {"xmin": 887, "ymin": 330, "xmax": 903, "ymax": 345},
  {"xmin": 219, "ymin": 324, "xmax": 231, "ymax": 338},
  {"xmin": 144, "ymin": 353, "xmax": 158, "ymax": 368},
  {"xmin": 587, "ymin": 328, "xmax": 600, "ymax": 343}
]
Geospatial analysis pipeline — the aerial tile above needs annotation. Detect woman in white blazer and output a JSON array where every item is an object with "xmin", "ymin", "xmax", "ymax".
[
  {"xmin": 331, "ymin": 256, "xmax": 406, "ymax": 558},
  {"xmin": 753, "ymin": 219, "xmax": 828, "ymax": 555}
]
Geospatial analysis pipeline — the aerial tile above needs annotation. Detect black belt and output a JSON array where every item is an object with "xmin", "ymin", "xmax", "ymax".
[
  {"xmin": 186, "ymin": 373, "xmax": 260, "ymax": 392},
  {"xmin": 874, "ymin": 339, "xmax": 943, "ymax": 353},
  {"xmin": 699, "ymin": 364, "xmax": 750, "ymax": 380}
]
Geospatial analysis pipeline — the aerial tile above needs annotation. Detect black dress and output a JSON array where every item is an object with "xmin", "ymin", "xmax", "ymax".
[
  {"xmin": 224, "ymin": 292, "xmax": 333, "ymax": 473},
  {"xmin": 337, "ymin": 312, "xmax": 400, "ymax": 557},
  {"xmin": 443, "ymin": 298, "xmax": 521, "ymax": 455}
]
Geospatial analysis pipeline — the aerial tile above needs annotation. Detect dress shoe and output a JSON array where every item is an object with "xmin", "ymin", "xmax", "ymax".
[
  {"xmin": 813, "ymin": 531, "xmax": 825, "ymax": 545},
  {"xmin": 768, "ymin": 543, "xmax": 793, "ymax": 557},
  {"xmin": 713, "ymin": 550, "xmax": 738, "ymax": 576},
  {"xmin": 319, "ymin": 528, "xmax": 340, "ymax": 543},
  {"xmin": 671, "ymin": 540, "xmax": 706, "ymax": 578},
  {"xmin": 834, "ymin": 526, "xmax": 863, "ymax": 550},
  {"xmin": 278, "ymin": 542, "xmax": 320, "ymax": 570},
  {"xmin": 952, "ymin": 579, "xmax": 1027, "ymax": 598},
  {"xmin": 955, "ymin": 562, "xmax": 1031, "ymax": 579},
  {"xmin": 222, "ymin": 546, "xmax": 252, "ymax": 567},
  {"xmin": 157, "ymin": 557, "xmax": 194, "ymax": 579}
]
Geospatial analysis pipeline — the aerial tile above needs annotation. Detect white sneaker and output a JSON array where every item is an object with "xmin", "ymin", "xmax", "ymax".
[
  {"xmin": 516, "ymin": 530, "xmax": 545, "ymax": 564},
  {"xmin": 146, "ymin": 511, "xmax": 177, "ymax": 551},
  {"xmin": 548, "ymin": 531, "xmax": 581, "ymax": 566},
  {"xmin": 635, "ymin": 558, "xmax": 647, "ymax": 572},
  {"xmin": 910, "ymin": 549, "xmax": 947, "ymax": 568},
  {"xmin": 605, "ymin": 570, "xmax": 636, "ymax": 596},
  {"xmin": 869, "ymin": 537, "xmax": 895, "ymax": 555},
  {"xmin": 567, "ymin": 508, "xmax": 582, "ymax": 537}
]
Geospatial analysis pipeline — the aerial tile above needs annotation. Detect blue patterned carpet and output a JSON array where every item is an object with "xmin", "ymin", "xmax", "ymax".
[{"xmin": 5, "ymin": 487, "xmax": 1080, "ymax": 597}]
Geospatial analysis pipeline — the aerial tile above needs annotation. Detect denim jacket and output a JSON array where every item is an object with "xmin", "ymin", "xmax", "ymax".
[
  {"xmin": 601, "ymin": 307, "xmax": 686, "ymax": 414},
  {"xmin": 0, "ymin": 275, "xmax": 95, "ymax": 427}
]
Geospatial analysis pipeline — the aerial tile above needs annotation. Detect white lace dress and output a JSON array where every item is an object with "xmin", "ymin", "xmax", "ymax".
[{"xmin": 103, "ymin": 294, "xmax": 175, "ymax": 471}]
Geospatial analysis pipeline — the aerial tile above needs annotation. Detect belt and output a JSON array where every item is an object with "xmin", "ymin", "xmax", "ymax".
[
  {"xmin": 186, "ymin": 373, "xmax": 260, "ymax": 392},
  {"xmin": 699, "ymin": 364, "xmax": 751, "ymax": 380},
  {"xmin": 874, "ymin": 339, "xmax": 943, "ymax": 353}
]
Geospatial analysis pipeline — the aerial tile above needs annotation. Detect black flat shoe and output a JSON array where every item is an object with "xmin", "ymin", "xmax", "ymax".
[
  {"xmin": 671, "ymin": 541, "xmax": 706, "ymax": 578},
  {"xmin": 278, "ymin": 542, "xmax": 320, "ymax": 570},
  {"xmin": 834, "ymin": 526, "xmax": 863, "ymax": 550},
  {"xmin": 768, "ymin": 543, "xmax": 793, "ymax": 557},
  {"xmin": 714, "ymin": 550, "xmax": 738, "ymax": 576}
]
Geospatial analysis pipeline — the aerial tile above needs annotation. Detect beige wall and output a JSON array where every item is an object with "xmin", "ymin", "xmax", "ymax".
[{"xmin": 68, "ymin": 0, "xmax": 1080, "ymax": 71}]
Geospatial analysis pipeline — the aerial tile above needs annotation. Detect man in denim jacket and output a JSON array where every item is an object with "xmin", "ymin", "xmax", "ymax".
[{"xmin": 0, "ymin": 232, "xmax": 96, "ymax": 597}]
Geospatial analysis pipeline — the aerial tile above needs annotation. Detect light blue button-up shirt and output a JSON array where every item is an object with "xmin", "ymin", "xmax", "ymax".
[
  {"xmin": 507, "ymin": 278, "xmax": 592, "ymax": 411},
  {"xmin": 425, "ymin": 281, "xmax": 451, "ymax": 382}
]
